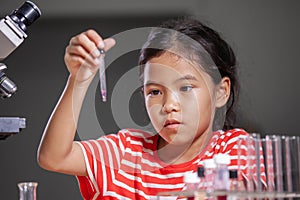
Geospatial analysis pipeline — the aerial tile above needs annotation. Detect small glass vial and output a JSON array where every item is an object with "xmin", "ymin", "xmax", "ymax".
[
  {"xmin": 194, "ymin": 167, "xmax": 207, "ymax": 200},
  {"xmin": 213, "ymin": 154, "xmax": 230, "ymax": 190},
  {"xmin": 229, "ymin": 170, "xmax": 246, "ymax": 192},
  {"xmin": 184, "ymin": 171, "xmax": 200, "ymax": 191},
  {"xmin": 18, "ymin": 182, "xmax": 38, "ymax": 200},
  {"xmin": 197, "ymin": 167, "xmax": 206, "ymax": 190},
  {"xmin": 184, "ymin": 171, "xmax": 200, "ymax": 200},
  {"xmin": 214, "ymin": 154, "xmax": 230, "ymax": 200},
  {"xmin": 228, "ymin": 170, "xmax": 246, "ymax": 200},
  {"xmin": 229, "ymin": 170, "xmax": 238, "ymax": 191},
  {"xmin": 203, "ymin": 159, "xmax": 217, "ymax": 193}
]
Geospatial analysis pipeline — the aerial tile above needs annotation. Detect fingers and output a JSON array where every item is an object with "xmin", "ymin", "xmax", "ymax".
[
  {"xmin": 85, "ymin": 29, "xmax": 104, "ymax": 48},
  {"xmin": 84, "ymin": 29, "xmax": 116, "ymax": 51},
  {"xmin": 69, "ymin": 30, "xmax": 100, "ymax": 58},
  {"xmin": 66, "ymin": 45, "xmax": 99, "ymax": 66},
  {"xmin": 64, "ymin": 29, "xmax": 116, "ymax": 81},
  {"xmin": 68, "ymin": 29, "xmax": 116, "ymax": 59}
]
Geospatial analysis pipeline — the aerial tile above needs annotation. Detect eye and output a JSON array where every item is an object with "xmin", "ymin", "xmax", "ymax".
[
  {"xmin": 180, "ymin": 85, "xmax": 193, "ymax": 92},
  {"xmin": 148, "ymin": 89, "xmax": 162, "ymax": 96}
]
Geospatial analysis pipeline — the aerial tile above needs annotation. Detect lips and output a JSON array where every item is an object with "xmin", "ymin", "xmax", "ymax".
[{"xmin": 163, "ymin": 119, "xmax": 181, "ymax": 128}]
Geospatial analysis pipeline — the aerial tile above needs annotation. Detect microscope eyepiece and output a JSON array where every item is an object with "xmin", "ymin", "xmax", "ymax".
[
  {"xmin": 0, "ymin": 1, "xmax": 41, "ymax": 98},
  {"xmin": 9, "ymin": 1, "xmax": 41, "ymax": 32}
]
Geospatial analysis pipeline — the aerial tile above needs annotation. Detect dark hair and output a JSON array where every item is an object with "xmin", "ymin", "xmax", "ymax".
[{"xmin": 138, "ymin": 17, "xmax": 239, "ymax": 130}]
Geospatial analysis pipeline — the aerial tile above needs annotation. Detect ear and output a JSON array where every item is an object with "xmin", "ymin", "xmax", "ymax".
[{"xmin": 215, "ymin": 77, "xmax": 231, "ymax": 108}]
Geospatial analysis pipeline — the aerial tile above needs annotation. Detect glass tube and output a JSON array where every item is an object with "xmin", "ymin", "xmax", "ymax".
[{"xmin": 18, "ymin": 182, "xmax": 38, "ymax": 200}]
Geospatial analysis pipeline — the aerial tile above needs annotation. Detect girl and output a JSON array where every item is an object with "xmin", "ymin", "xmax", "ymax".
[{"xmin": 38, "ymin": 17, "xmax": 252, "ymax": 199}]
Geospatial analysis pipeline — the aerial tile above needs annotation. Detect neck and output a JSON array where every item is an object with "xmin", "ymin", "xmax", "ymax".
[{"xmin": 157, "ymin": 130, "xmax": 213, "ymax": 165}]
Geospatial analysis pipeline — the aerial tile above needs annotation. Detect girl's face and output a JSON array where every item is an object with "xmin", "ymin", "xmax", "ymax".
[{"xmin": 143, "ymin": 52, "xmax": 224, "ymax": 146}]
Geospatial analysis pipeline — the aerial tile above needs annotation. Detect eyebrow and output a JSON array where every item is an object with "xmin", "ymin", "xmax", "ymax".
[
  {"xmin": 175, "ymin": 74, "xmax": 198, "ymax": 83},
  {"xmin": 144, "ymin": 74, "xmax": 198, "ymax": 87}
]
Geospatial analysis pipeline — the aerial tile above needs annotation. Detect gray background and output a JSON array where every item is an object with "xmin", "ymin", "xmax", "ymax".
[{"xmin": 1, "ymin": 0, "xmax": 300, "ymax": 199}]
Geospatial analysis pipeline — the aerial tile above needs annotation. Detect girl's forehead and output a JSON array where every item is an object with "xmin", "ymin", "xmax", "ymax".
[{"xmin": 144, "ymin": 53, "xmax": 210, "ymax": 83}]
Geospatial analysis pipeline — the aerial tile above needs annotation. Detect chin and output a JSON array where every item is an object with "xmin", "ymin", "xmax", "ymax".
[
  {"xmin": 164, "ymin": 135, "xmax": 194, "ymax": 147},
  {"xmin": 171, "ymin": 140, "xmax": 193, "ymax": 147}
]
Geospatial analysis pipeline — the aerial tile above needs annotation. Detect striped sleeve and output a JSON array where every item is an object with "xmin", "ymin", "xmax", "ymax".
[
  {"xmin": 75, "ymin": 132, "xmax": 125, "ymax": 200},
  {"xmin": 219, "ymin": 129, "xmax": 249, "ymax": 169}
]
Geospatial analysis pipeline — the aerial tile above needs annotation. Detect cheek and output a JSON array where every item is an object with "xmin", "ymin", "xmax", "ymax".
[
  {"xmin": 145, "ymin": 102, "xmax": 163, "ymax": 130},
  {"xmin": 181, "ymin": 98, "xmax": 201, "ymax": 129},
  {"xmin": 197, "ymin": 94, "xmax": 214, "ymax": 128},
  {"xmin": 181, "ymin": 91, "xmax": 213, "ymax": 123}
]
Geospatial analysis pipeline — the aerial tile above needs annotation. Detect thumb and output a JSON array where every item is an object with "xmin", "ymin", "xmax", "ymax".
[{"xmin": 103, "ymin": 38, "xmax": 116, "ymax": 52}]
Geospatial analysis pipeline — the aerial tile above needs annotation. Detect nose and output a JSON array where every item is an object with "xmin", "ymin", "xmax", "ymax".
[{"xmin": 162, "ymin": 90, "xmax": 180, "ymax": 113}]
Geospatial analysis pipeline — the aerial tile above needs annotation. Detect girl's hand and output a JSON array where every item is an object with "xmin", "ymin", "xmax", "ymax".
[{"xmin": 64, "ymin": 29, "xmax": 116, "ymax": 83}]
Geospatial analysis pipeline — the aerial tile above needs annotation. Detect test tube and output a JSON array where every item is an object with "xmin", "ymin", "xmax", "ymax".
[
  {"xmin": 252, "ymin": 133, "xmax": 263, "ymax": 192},
  {"xmin": 282, "ymin": 136, "xmax": 293, "ymax": 193},
  {"xmin": 18, "ymin": 182, "xmax": 38, "ymax": 200},
  {"xmin": 267, "ymin": 135, "xmax": 283, "ymax": 192},
  {"xmin": 263, "ymin": 136, "xmax": 275, "ymax": 192},
  {"xmin": 98, "ymin": 49, "xmax": 106, "ymax": 102}
]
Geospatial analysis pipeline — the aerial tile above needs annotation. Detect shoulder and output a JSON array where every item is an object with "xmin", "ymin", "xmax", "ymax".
[
  {"xmin": 214, "ymin": 128, "xmax": 248, "ymax": 141},
  {"xmin": 212, "ymin": 128, "xmax": 249, "ymax": 153}
]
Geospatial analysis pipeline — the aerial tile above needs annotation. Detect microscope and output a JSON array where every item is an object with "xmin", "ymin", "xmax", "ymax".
[{"xmin": 0, "ymin": 1, "xmax": 41, "ymax": 140}]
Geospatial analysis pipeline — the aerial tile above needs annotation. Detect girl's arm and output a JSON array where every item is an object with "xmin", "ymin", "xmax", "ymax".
[{"xmin": 37, "ymin": 30, "xmax": 115, "ymax": 176}]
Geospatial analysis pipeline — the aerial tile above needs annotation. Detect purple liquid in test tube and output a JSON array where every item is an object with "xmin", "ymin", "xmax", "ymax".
[{"xmin": 98, "ymin": 49, "xmax": 106, "ymax": 102}]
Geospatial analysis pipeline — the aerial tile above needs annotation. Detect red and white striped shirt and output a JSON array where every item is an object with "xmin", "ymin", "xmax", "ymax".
[{"xmin": 76, "ymin": 128, "xmax": 264, "ymax": 200}]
